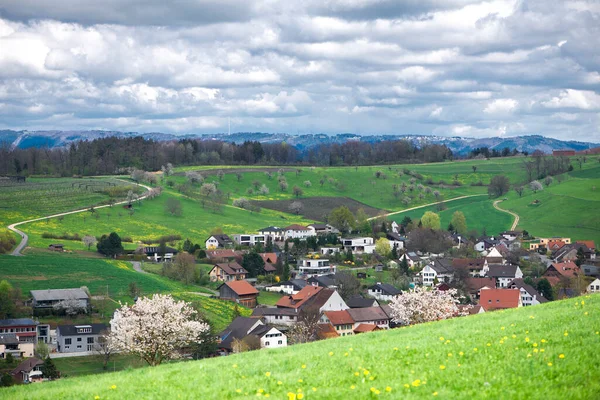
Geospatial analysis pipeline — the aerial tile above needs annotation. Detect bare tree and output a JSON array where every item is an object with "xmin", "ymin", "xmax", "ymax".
[
  {"xmin": 289, "ymin": 201, "xmax": 303, "ymax": 215},
  {"xmin": 165, "ymin": 198, "xmax": 183, "ymax": 216},
  {"xmin": 94, "ymin": 330, "xmax": 115, "ymax": 370},
  {"xmin": 174, "ymin": 252, "xmax": 196, "ymax": 285},
  {"xmin": 288, "ymin": 308, "xmax": 321, "ymax": 344},
  {"xmin": 514, "ymin": 186, "xmax": 524, "ymax": 197},
  {"xmin": 293, "ymin": 185, "xmax": 303, "ymax": 198},
  {"xmin": 335, "ymin": 271, "xmax": 361, "ymax": 300}
]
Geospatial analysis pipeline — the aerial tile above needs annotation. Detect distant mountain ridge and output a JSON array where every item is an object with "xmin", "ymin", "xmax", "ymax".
[{"xmin": 0, "ymin": 129, "xmax": 597, "ymax": 155}]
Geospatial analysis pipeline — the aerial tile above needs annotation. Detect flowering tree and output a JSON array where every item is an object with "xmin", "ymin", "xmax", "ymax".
[
  {"xmin": 109, "ymin": 294, "xmax": 210, "ymax": 366},
  {"xmin": 389, "ymin": 286, "xmax": 468, "ymax": 326}
]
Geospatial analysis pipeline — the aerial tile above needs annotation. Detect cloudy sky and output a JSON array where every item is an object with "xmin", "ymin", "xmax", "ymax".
[{"xmin": 0, "ymin": 0, "xmax": 599, "ymax": 140}]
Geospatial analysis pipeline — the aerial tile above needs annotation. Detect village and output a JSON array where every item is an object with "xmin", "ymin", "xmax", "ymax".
[{"xmin": 1, "ymin": 217, "xmax": 598, "ymax": 383}]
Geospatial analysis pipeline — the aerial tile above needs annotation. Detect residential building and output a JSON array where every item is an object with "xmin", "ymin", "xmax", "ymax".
[
  {"xmin": 466, "ymin": 277, "xmax": 497, "ymax": 300},
  {"xmin": 209, "ymin": 262, "xmax": 248, "ymax": 282},
  {"xmin": 582, "ymin": 264, "xmax": 600, "ymax": 277},
  {"xmin": 218, "ymin": 317, "xmax": 286, "ymax": 353},
  {"xmin": 508, "ymin": 279, "xmax": 547, "ymax": 306},
  {"xmin": 0, "ymin": 318, "xmax": 38, "ymax": 343},
  {"xmin": 419, "ymin": 258, "xmax": 454, "ymax": 286},
  {"xmin": 341, "ymin": 237, "xmax": 375, "ymax": 254},
  {"xmin": 486, "ymin": 265, "xmax": 523, "ymax": 288},
  {"xmin": 475, "ymin": 236, "xmax": 500, "ymax": 252},
  {"xmin": 37, "ymin": 324, "xmax": 51, "ymax": 344},
  {"xmin": 205, "ymin": 249, "xmax": 240, "ymax": 262},
  {"xmin": 218, "ymin": 280, "xmax": 259, "ymax": 308},
  {"xmin": 321, "ymin": 310, "xmax": 355, "ymax": 336},
  {"xmin": 205, "ymin": 234, "xmax": 234, "ymax": 249},
  {"xmin": 307, "ymin": 274, "xmax": 337, "ymax": 288},
  {"xmin": 317, "ymin": 323, "xmax": 340, "ymax": 340},
  {"xmin": 452, "ymin": 258, "xmax": 488, "ymax": 277},
  {"xmin": 298, "ymin": 258, "xmax": 336, "ymax": 277},
  {"xmin": 543, "ymin": 261, "xmax": 581, "ymax": 287},
  {"xmin": 251, "ymin": 307, "xmax": 299, "ymax": 326},
  {"xmin": 485, "ymin": 247, "xmax": 505, "ymax": 264},
  {"xmin": 258, "ymin": 226, "xmax": 285, "ymax": 242},
  {"xmin": 368, "ymin": 283, "xmax": 402, "ymax": 301},
  {"xmin": 232, "ymin": 234, "xmax": 265, "ymax": 247},
  {"xmin": 0, "ymin": 334, "xmax": 35, "ymax": 359},
  {"xmin": 320, "ymin": 246, "xmax": 342, "ymax": 256},
  {"xmin": 283, "ymin": 224, "xmax": 316, "ymax": 240},
  {"xmin": 265, "ymin": 279, "xmax": 307, "ymax": 295},
  {"xmin": 11, "ymin": 357, "xmax": 44, "ymax": 383},
  {"xmin": 353, "ymin": 324, "xmax": 381, "ymax": 334},
  {"xmin": 259, "ymin": 253, "xmax": 278, "ymax": 264},
  {"xmin": 386, "ymin": 232, "xmax": 406, "ymax": 250},
  {"xmin": 347, "ymin": 307, "xmax": 390, "ymax": 330},
  {"xmin": 276, "ymin": 286, "xmax": 349, "ymax": 313},
  {"xmin": 399, "ymin": 252, "xmax": 422, "ymax": 268},
  {"xmin": 143, "ymin": 246, "xmax": 178, "ymax": 262},
  {"xmin": 500, "ymin": 231, "xmax": 521, "ymax": 242},
  {"xmin": 30, "ymin": 288, "xmax": 89, "ymax": 311},
  {"xmin": 307, "ymin": 224, "xmax": 339, "ymax": 235},
  {"xmin": 587, "ymin": 278, "xmax": 600, "ymax": 293},
  {"xmin": 479, "ymin": 289, "xmax": 522, "ymax": 311},
  {"xmin": 56, "ymin": 323, "xmax": 107, "ymax": 353}
]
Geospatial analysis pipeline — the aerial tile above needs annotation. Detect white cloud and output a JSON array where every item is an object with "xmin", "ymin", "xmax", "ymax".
[
  {"xmin": 542, "ymin": 89, "xmax": 600, "ymax": 110},
  {"xmin": 484, "ymin": 98, "xmax": 518, "ymax": 114}
]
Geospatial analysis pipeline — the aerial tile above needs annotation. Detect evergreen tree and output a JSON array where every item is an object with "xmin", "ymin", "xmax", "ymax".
[
  {"xmin": 536, "ymin": 278, "xmax": 554, "ymax": 301},
  {"xmin": 242, "ymin": 252, "xmax": 265, "ymax": 278},
  {"xmin": 447, "ymin": 222, "xmax": 455, "ymax": 232},
  {"xmin": 41, "ymin": 356, "xmax": 60, "ymax": 380},
  {"xmin": 0, "ymin": 373, "xmax": 15, "ymax": 387},
  {"xmin": 265, "ymin": 236, "xmax": 273, "ymax": 252},
  {"xmin": 97, "ymin": 232, "xmax": 124, "ymax": 257},
  {"xmin": 381, "ymin": 220, "xmax": 387, "ymax": 233},
  {"xmin": 400, "ymin": 256, "xmax": 409, "ymax": 275},
  {"xmin": 391, "ymin": 244, "xmax": 398, "ymax": 260},
  {"xmin": 346, "ymin": 249, "xmax": 354, "ymax": 262},
  {"xmin": 575, "ymin": 247, "xmax": 585, "ymax": 267},
  {"xmin": 282, "ymin": 262, "xmax": 290, "ymax": 281}
]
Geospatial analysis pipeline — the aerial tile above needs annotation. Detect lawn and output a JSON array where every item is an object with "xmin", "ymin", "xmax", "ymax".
[
  {"xmin": 258, "ymin": 290, "xmax": 283, "ymax": 306},
  {"xmin": 53, "ymin": 354, "xmax": 147, "ymax": 379},
  {"xmin": 5, "ymin": 294, "xmax": 599, "ymax": 399}
]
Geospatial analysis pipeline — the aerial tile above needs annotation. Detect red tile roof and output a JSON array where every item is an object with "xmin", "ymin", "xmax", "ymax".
[
  {"xmin": 317, "ymin": 323, "xmax": 340, "ymax": 339},
  {"xmin": 479, "ymin": 289, "xmax": 521, "ymax": 311},
  {"xmin": 224, "ymin": 280, "xmax": 259, "ymax": 296},
  {"xmin": 353, "ymin": 324, "xmax": 380, "ymax": 333},
  {"xmin": 576, "ymin": 240, "xmax": 596, "ymax": 250},
  {"xmin": 259, "ymin": 253, "xmax": 278, "ymax": 264},
  {"xmin": 215, "ymin": 262, "xmax": 247, "ymax": 276},
  {"xmin": 467, "ymin": 277, "xmax": 497, "ymax": 293},
  {"xmin": 547, "ymin": 261, "xmax": 580, "ymax": 278},
  {"xmin": 324, "ymin": 310, "xmax": 354, "ymax": 326},
  {"xmin": 206, "ymin": 249, "xmax": 238, "ymax": 259},
  {"xmin": 547, "ymin": 240, "xmax": 566, "ymax": 251},
  {"xmin": 284, "ymin": 224, "xmax": 310, "ymax": 231},
  {"xmin": 277, "ymin": 286, "xmax": 323, "ymax": 309}
]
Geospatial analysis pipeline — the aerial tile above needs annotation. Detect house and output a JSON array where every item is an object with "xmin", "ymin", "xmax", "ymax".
[
  {"xmin": 251, "ymin": 307, "xmax": 299, "ymax": 326},
  {"xmin": 144, "ymin": 246, "xmax": 178, "ymax": 262},
  {"xmin": 56, "ymin": 323, "xmax": 108, "ymax": 353},
  {"xmin": 320, "ymin": 310, "xmax": 355, "ymax": 337},
  {"xmin": 485, "ymin": 247, "xmax": 505, "ymax": 264},
  {"xmin": 459, "ymin": 304, "xmax": 486, "ymax": 315},
  {"xmin": 218, "ymin": 280, "xmax": 259, "ymax": 308},
  {"xmin": 258, "ymin": 226, "xmax": 285, "ymax": 242},
  {"xmin": 399, "ymin": 252, "xmax": 422, "ymax": 268},
  {"xmin": 205, "ymin": 234, "xmax": 234, "ymax": 249},
  {"xmin": 451, "ymin": 233, "xmax": 466, "ymax": 248},
  {"xmin": 232, "ymin": 234, "xmax": 265, "ymax": 247},
  {"xmin": 479, "ymin": 289, "xmax": 522, "ymax": 311},
  {"xmin": 276, "ymin": 286, "xmax": 349, "ymax": 313},
  {"xmin": 218, "ymin": 317, "xmax": 286, "ymax": 353},
  {"xmin": 500, "ymin": 231, "xmax": 521, "ymax": 242},
  {"xmin": 307, "ymin": 224, "xmax": 339, "ymax": 235},
  {"xmin": 263, "ymin": 263, "xmax": 277, "ymax": 275},
  {"xmin": 307, "ymin": 274, "xmax": 337, "ymax": 288},
  {"xmin": 30, "ymin": 288, "xmax": 90, "ymax": 311},
  {"xmin": 0, "ymin": 334, "xmax": 35, "ymax": 359},
  {"xmin": 368, "ymin": 283, "xmax": 401, "ymax": 301},
  {"xmin": 391, "ymin": 221, "xmax": 399, "ymax": 233},
  {"xmin": 587, "ymin": 278, "xmax": 600, "ymax": 293},
  {"xmin": 576, "ymin": 240, "xmax": 596, "ymax": 257},
  {"xmin": 546, "ymin": 239, "xmax": 567, "ymax": 252},
  {"xmin": 419, "ymin": 258, "xmax": 454, "ymax": 286},
  {"xmin": 346, "ymin": 296, "xmax": 379, "ymax": 308},
  {"xmin": 475, "ymin": 236, "xmax": 500, "ymax": 252},
  {"xmin": 466, "ymin": 277, "xmax": 497, "ymax": 300},
  {"xmin": 259, "ymin": 253, "xmax": 278, "ymax": 264},
  {"xmin": 320, "ymin": 246, "xmax": 342, "ymax": 256},
  {"xmin": 341, "ymin": 237, "xmax": 375, "ymax": 254},
  {"xmin": 317, "ymin": 323, "xmax": 340, "ymax": 340},
  {"xmin": 582, "ymin": 264, "xmax": 600, "ymax": 277},
  {"xmin": 11, "ymin": 357, "xmax": 44, "ymax": 383},
  {"xmin": 543, "ymin": 261, "xmax": 581, "ymax": 287},
  {"xmin": 452, "ymin": 258, "xmax": 488, "ymax": 277},
  {"xmin": 48, "ymin": 243, "xmax": 64, "ymax": 252},
  {"xmin": 205, "ymin": 249, "xmax": 240, "ymax": 262},
  {"xmin": 209, "ymin": 262, "xmax": 248, "ymax": 282},
  {"xmin": 347, "ymin": 307, "xmax": 390, "ymax": 330},
  {"xmin": 386, "ymin": 232, "xmax": 406, "ymax": 250},
  {"xmin": 298, "ymin": 258, "xmax": 336, "ymax": 277},
  {"xmin": 0, "ymin": 319, "xmax": 38, "ymax": 343},
  {"xmin": 265, "ymin": 279, "xmax": 307, "ymax": 295},
  {"xmin": 486, "ymin": 265, "xmax": 523, "ymax": 288},
  {"xmin": 508, "ymin": 279, "xmax": 547, "ymax": 306},
  {"xmin": 283, "ymin": 224, "xmax": 316, "ymax": 240}
]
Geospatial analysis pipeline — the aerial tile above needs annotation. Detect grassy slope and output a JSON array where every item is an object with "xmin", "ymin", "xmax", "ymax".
[{"xmin": 5, "ymin": 295, "xmax": 599, "ymax": 399}]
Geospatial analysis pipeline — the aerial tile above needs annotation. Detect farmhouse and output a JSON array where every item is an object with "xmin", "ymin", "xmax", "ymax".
[
  {"xmin": 276, "ymin": 286, "xmax": 348, "ymax": 313},
  {"xmin": 341, "ymin": 237, "xmax": 375, "ymax": 254},
  {"xmin": 218, "ymin": 280, "xmax": 259, "ymax": 308},
  {"xmin": 283, "ymin": 224, "xmax": 316, "ymax": 240},
  {"xmin": 508, "ymin": 279, "xmax": 547, "ymax": 306},
  {"xmin": 218, "ymin": 317, "xmax": 286, "ymax": 353},
  {"xmin": 56, "ymin": 323, "xmax": 108, "ymax": 353},
  {"xmin": 0, "ymin": 319, "xmax": 38, "ymax": 343},
  {"xmin": 368, "ymin": 283, "xmax": 401, "ymax": 301},
  {"xmin": 205, "ymin": 234, "xmax": 234, "ymax": 249},
  {"xmin": 452, "ymin": 258, "xmax": 488, "ymax": 277},
  {"xmin": 232, "ymin": 234, "xmax": 265, "ymax": 247},
  {"xmin": 144, "ymin": 246, "xmax": 178, "ymax": 262},
  {"xmin": 467, "ymin": 277, "xmax": 497, "ymax": 300},
  {"xmin": 209, "ymin": 262, "xmax": 248, "ymax": 282},
  {"xmin": 543, "ymin": 261, "xmax": 580, "ymax": 286},
  {"xmin": 479, "ymin": 289, "xmax": 522, "ymax": 311},
  {"xmin": 30, "ymin": 288, "xmax": 90, "ymax": 311}
]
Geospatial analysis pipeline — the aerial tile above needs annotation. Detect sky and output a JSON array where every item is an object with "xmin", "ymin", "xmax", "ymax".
[{"xmin": 0, "ymin": 0, "xmax": 599, "ymax": 141}]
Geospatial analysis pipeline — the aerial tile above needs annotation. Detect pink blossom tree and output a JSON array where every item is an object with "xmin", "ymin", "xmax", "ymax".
[
  {"xmin": 109, "ymin": 294, "xmax": 210, "ymax": 366},
  {"xmin": 389, "ymin": 286, "xmax": 469, "ymax": 326}
]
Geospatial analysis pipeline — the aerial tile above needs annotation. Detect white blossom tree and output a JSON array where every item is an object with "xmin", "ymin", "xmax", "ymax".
[
  {"xmin": 389, "ymin": 286, "xmax": 468, "ymax": 326},
  {"xmin": 82, "ymin": 235, "xmax": 97, "ymax": 250},
  {"xmin": 109, "ymin": 294, "xmax": 210, "ymax": 366},
  {"xmin": 529, "ymin": 180, "xmax": 543, "ymax": 193}
]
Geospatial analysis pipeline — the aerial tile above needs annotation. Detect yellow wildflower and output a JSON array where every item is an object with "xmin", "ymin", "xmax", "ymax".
[
  {"xmin": 236, "ymin": 389, "xmax": 241, "ymax": 393},
  {"xmin": 364, "ymin": 370, "xmax": 370, "ymax": 375},
  {"xmin": 328, "ymin": 351, "xmax": 334, "ymax": 356},
  {"xmin": 258, "ymin": 389, "xmax": 264, "ymax": 393},
  {"xmin": 351, "ymin": 385, "xmax": 356, "ymax": 390},
  {"xmin": 533, "ymin": 348, "xmax": 538, "ymax": 353},
  {"xmin": 297, "ymin": 394, "xmax": 304, "ymax": 400},
  {"xmin": 473, "ymin": 348, "xmax": 478, "ymax": 352},
  {"xmin": 354, "ymin": 372, "xmax": 360, "ymax": 376},
  {"xmin": 448, "ymin": 353, "xmax": 453, "ymax": 357},
  {"xmin": 94, "ymin": 397, "xmax": 100, "ymax": 400},
  {"xmin": 440, "ymin": 365, "xmax": 446, "ymax": 370},
  {"xmin": 312, "ymin": 388, "xmax": 317, "ymax": 392},
  {"xmin": 298, "ymin": 379, "xmax": 303, "ymax": 383},
  {"xmin": 547, "ymin": 362, "xmax": 553, "ymax": 367},
  {"xmin": 344, "ymin": 352, "xmax": 349, "ymax": 356},
  {"xmin": 487, "ymin": 343, "xmax": 491, "ymax": 347},
  {"xmin": 412, "ymin": 379, "xmax": 421, "ymax": 387},
  {"xmin": 265, "ymin": 372, "xmax": 271, "ymax": 377},
  {"xmin": 287, "ymin": 392, "xmax": 296, "ymax": 400},
  {"xmin": 533, "ymin": 343, "xmax": 538, "ymax": 347},
  {"xmin": 433, "ymin": 392, "xmax": 439, "ymax": 396},
  {"xmin": 559, "ymin": 354, "xmax": 565, "ymax": 359},
  {"xmin": 301, "ymin": 364, "xmax": 306, "ymax": 369},
  {"xmin": 278, "ymin": 381, "xmax": 282, "ymax": 385},
  {"xmin": 439, "ymin": 336, "xmax": 444, "ymax": 341},
  {"xmin": 386, "ymin": 387, "xmax": 392, "ymax": 392},
  {"xmin": 110, "ymin": 385, "xmax": 117, "ymax": 390},
  {"xmin": 564, "ymin": 332, "xmax": 569, "ymax": 336},
  {"xmin": 404, "ymin": 384, "xmax": 410, "ymax": 389},
  {"xmin": 233, "ymin": 364, "xmax": 238, "ymax": 368}
]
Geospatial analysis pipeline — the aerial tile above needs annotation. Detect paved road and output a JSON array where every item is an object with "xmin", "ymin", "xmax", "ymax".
[
  {"xmin": 493, "ymin": 199, "xmax": 520, "ymax": 231},
  {"xmin": 7, "ymin": 179, "xmax": 152, "ymax": 256},
  {"xmin": 368, "ymin": 194, "xmax": 488, "ymax": 221},
  {"xmin": 131, "ymin": 261, "xmax": 148, "ymax": 274}
]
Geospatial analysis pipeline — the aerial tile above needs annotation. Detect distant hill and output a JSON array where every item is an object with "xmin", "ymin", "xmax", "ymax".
[{"xmin": 0, "ymin": 129, "xmax": 597, "ymax": 155}]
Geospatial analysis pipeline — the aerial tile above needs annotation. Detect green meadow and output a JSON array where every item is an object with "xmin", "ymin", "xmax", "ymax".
[{"xmin": 5, "ymin": 294, "xmax": 600, "ymax": 399}]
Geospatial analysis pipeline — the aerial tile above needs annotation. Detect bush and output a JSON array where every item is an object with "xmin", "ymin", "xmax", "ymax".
[{"xmin": 42, "ymin": 232, "xmax": 81, "ymax": 241}]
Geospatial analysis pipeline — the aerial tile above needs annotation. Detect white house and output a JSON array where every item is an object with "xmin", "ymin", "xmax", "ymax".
[
  {"xmin": 508, "ymin": 279, "xmax": 547, "ymax": 306},
  {"xmin": 144, "ymin": 246, "xmax": 178, "ymax": 262},
  {"xmin": 487, "ymin": 265, "xmax": 523, "ymax": 288},
  {"xmin": 251, "ymin": 308, "xmax": 299, "ymax": 326},
  {"xmin": 391, "ymin": 221, "xmax": 399, "ymax": 233},
  {"xmin": 232, "ymin": 234, "xmax": 265, "ymax": 247},
  {"xmin": 283, "ymin": 224, "xmax": 316, "ymax": 240},
  {"xmin": 320, "ymin": 247, "xmax": 342, "ymax": 256},
  {"xmin": 368, "ymin": 283, "xmax": 402, "ymax": 301},
  {"xmin": 258, "ymin": 226, "xmax": 285, "ymax": 242},
  {"xmin": 386, "ymin": 232, "xmax": 405, "ymax": 250},
  {"xmin": 298, "ymin": 258, "xmax": 336, "ymax": 277},
  {"xmin": 257, "ymin": 325, "xmax": 288, "ymax": 349},
  {"xmin": 418, "ymin": 259, "xmax": 454, "ymax": 286},
  {"xmin": 501, "ymin": 231, "xmax": 520, "ymax": 242},
  {"xmin": 219, "ymin": 317, "xmax": 287, "ymax": 352},
  {"xmin": 341, "ymin": 237, "xmax": 375, "ymax": 254},
  {"xmin": 205, "ymin": 234, "xmax": 234, "ymax": 249},
  {"xmin": 399, "ymin": 252, "xmax": 422, "ymax": 268},
  {"xmin": 307, "ymin": 224, "xmax": 339, "ymax": 235},
  {"xmin": 587, "ymin": 278, "xmax": 600, "ymax": 293},
  {"xmin": 265, "ymin": 279, "xmax": 306, "ymax": 295}
]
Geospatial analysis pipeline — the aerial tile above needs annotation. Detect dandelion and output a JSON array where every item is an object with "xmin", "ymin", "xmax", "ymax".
[
  {"xmin": 354, "ymin": 372, "xmax": 360, "ymax": 376},
  {"xmin": 457, "ymin": 364, "xmax": 461, "ymax": 367},
  {"xmin": 529, "ymin": 315, "xmax": 535, "ymax": 319},
  {"xmin": 110, "ymin": 385, "xmax": 117, "ymax": 390},
  {"xmin": 541, "ymin": 339, "xmax": 547, "ymax": 343},
  {"xmin": 527, "ymin": 353, "xmax": 532, "ymax": 358},
  {"xmin": 559, "ymin": 354, "xmax": 565, "ymax": 359},
  {"xmin": 540, "ymin": 349, "xmax": 545, "ymax": 353},
  {"xmin": 433, "ymin": 392, "xmax": 439, "ymax": 396},
  {"xmin": 265, "ymin": 372, "xmax": 271, "ymax": 377},
  {"xmin": 547, "ymin": 362, "xmax": 553, "ymax": 367},
  {"xmin": 564, "ymin": 332, "xmax": 569, "ymax": 336},
  {"xmin": 487, "ymin": 343, "xmax": 491, "ymax": 347},
  {"xmin": 439, "ymin": 337, "xmax": 445, "ymax": 341},
  {"xmin": 393, "ymin": 347, "xmax": 398, "ymax": 351},
  {"xmin": 533, "ymin": 349, "xmax": 538, "ymax": 353},
  {"xmin": 512, "ymin": 335, "xmax": 517, "ymax": 339},
  {"xmin": 459, "ymin": 351, "xmax": 464, "ymax": 356},
  {"xmin": 501, "ymin": 326, "xmax": 505, "ymax": 330},
  {"xmin": 265, "ymin": 395, "xmax": 270, "ymax": 398},
  {"xmin": 440, "ymin": 365, "xmax": 446, "ymax": 370},
  {"xmin": 344, "ymin": 352, "xmax": 349, "ymax": 356},
  {"xmin": 297, "ymin": 394, "xmax": 304, "ymax": 400},
  {"xmin": 236, "ymin": 389, "xmax": 242, "ymax": 393},
  {"xmin": 369, "ymin": 377, "xmax": 375, "ymax": 381},
  {"xmin": 298, "ymin": 379, "xmax": 303, "ymax": 383},
  {"xmin": 386, "ymin": 387, "xmax": 392, "ymax": 392},
  {"xmin": 533, "ymin": 343, "xmax": 538, "ymax": 347},
  {"xmin": 364, "ymin": 370, "xmax": 370, "ymax": 375},
  {"xmin": 258, "ymin": 389, "xmax": 264, "ymax": 393},
  {"xmin": 585, "ymin": 312, "xmax": 588, "ymax": 316},
  {"xmin": 312, "ymin": 388, "xmax": 317, "ymax": 392},
  {"xmin": 351, "ymin": 385, "xmax": 356, "ymax": 390},
  {"xmin": 473, "ymin": 348, "xmax": 478, "ymax": 352},
  {"xmin": 94, "ymin": 396, "xmax": 100, "ymax": 400},
  {"xmin": 525, "ymin": 337, "xmax": 530, "ymax": 343},
  {"xmin": 302, "ymin": 364, "xmax": 306, "ymax": 369},
  {"xmin": 328, "ymin": 351, "xmax": 334, "ymax": 356},
  {"xmin": 448, "ymin": 353, "xmax": 453, "ymax": 357},
  {"xmin": 582, "ymin": 300, "xmax": 585, "ymax": 306},
  {"xmin": 287, "ymin": 393, "xmax": 296, "ymax": 400},
  {"xmin": 412, "ymin": 379, "xmax": 421, "ymax": 387},
  {"xmin": 278, "ymin": 381, "xmax": 283, "ymax": 385},
  {"xmin": 233, "ymin": 364, "xmax": 238, "ymax": 368}
]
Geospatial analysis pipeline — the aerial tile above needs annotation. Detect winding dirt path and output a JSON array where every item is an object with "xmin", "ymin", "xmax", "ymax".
[
  {"xmin": 367, "ymin": 194, "xmax": 488, "ymax": 221},
  {"xmin": 7, "ymin": 179, "xmax": 152, "ymax": 256},
  {"xmin": 493, "ymin": 199, "xmax": 520, "ymax": 231}
]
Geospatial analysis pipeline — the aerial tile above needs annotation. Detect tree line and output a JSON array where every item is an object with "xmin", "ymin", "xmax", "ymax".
[{"xmin": 0, "ymin": 137, "xmax": 453, "ymax": 176}]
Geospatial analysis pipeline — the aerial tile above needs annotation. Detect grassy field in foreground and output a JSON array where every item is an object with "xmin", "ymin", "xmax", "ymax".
[
  {"xmin": 53, "ymin": 354, "xmax": 147, "ymax": 379},
  {"xmin": 4, "ymin": 295, "xmax": 599, "ymax": 399}
]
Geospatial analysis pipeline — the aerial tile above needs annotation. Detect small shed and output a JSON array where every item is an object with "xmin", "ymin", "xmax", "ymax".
[
  {"xmin": 218, "ymin": 280, "xmax": 259, "ymax": 308},
  {"xmin": 48, "ymin": 244, "xmax": 64, "ymax": 252}
]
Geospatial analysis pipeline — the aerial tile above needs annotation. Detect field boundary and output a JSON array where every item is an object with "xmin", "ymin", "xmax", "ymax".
[
  {"xmin": 370, "ymin": 194, "xmax": 488, "ymax": 221},
  {"xmin": 7, "ymin": 179, "xmax": 152, "ymax": 256},
  {"xmin": 493, "ymin": 199, "xmax": 520, "ymax": 231}
]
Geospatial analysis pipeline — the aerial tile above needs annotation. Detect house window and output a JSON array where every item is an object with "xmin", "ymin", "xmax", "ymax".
[
  {"xmin": 65, "ymin": 338, "xmax": 72, "ymax": 345},
  {"xmin": 87, "ymin": 337, "xmax": 94, "ymax": 344},
  {"xmin": 278, "ymin": 340, "xmax": 282, "ymax": 345},
  {"xmin": 77, "ymin": 337, "xmax": 82, "ymax": 342},
  {"xmin": 265, "ymin": 342, "xmax": 270, "ymax": 346},
  {"xmin": 77, "ymin": 345, "xmax": 82, "ymax": 349}
]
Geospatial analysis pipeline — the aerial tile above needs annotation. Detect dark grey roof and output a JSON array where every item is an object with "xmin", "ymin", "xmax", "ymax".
[
  {"xmin": 387, "ymin": 232, "xmax": 406, "ymax": 241},
  {"xmin": 57, "ymin": 323, "xmax": 108, "ymax": 336},
  {"xmin": 272, "ymin": 279, "xmax": 307, "ymax": 291},
  {"xmin": 0, "ymin": 318, "xmax": 37, "ymax": 327},
  {"xmin": 347, "ymin": 306, "xmax": 390, "ymax": 322},
  {"xmin": 210, "ymin": 234, "xmax": 234, "ymax": 246},
  {"xmin": 259, "ymin": 226, "xmax": 283, "ymax": 232},
  {"xmin": 31, "ymin": 288, "xmax": 89, "ymax": 302},
  {"xmin": 252, "ymin": 307, "xmax": 298, "ymax": 317},
  {"xmin": 346, "ymin": 296, "xmax": 379, "ymax": 308},
  {"xmin": 219, "ymin": 317, "xmax": 265, "ymax": 350},
  {"xmin": 487, "ymin": 265, "xmax": 518, "ymax": 278},
  {"xmin": 308, "ymin": 224, "xmax": 328, "ymax": 230},
  {"xmin": 509, "ymin": 279, "xmax": 548, "ymax": 303},
  {"xmin": 307, "ymin": 274, "xmax": 337, "ymax": 288},
  {"xmin": 0, "ymin": 333, "xmax": 19, "ymax": 345},
  {"xmin": 429, "ymin": 258, "xmax": 454, "ymax": 274},
  {"xmin": 369, "ymin": 283, "xmax": 402, "ymax": 296},
  {"xmin": 144, "ymin": 246, "xmax": 178, "ymax": 254}
]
